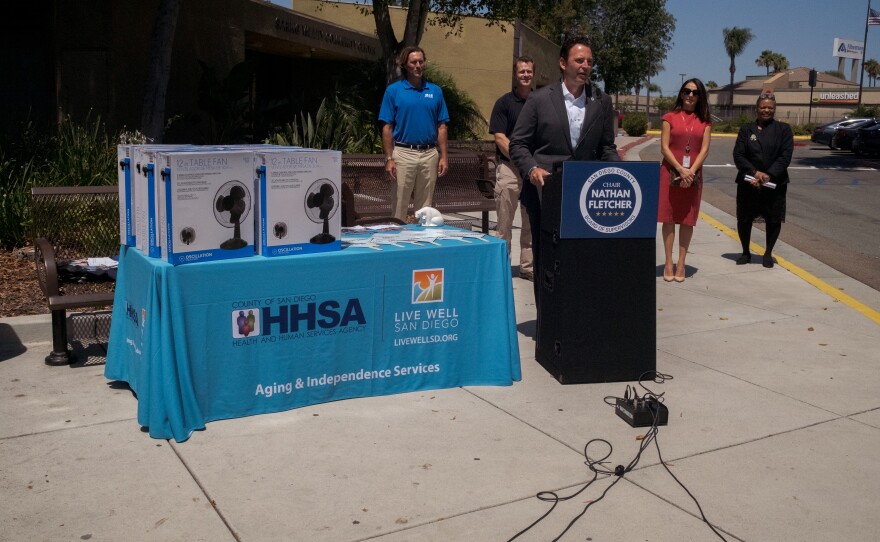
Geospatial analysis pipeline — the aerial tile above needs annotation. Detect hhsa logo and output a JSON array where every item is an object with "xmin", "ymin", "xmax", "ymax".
[
  {"xmin": 232, "ymin": 309, "xmax": 261, "ymax": 338},
  {"xmin": 125, "ymin": 302, "xmax": 140, "ymax": 327},
  {"xmin": 412, "ymin": 268, "xmax": 443, "ymax": 303}
]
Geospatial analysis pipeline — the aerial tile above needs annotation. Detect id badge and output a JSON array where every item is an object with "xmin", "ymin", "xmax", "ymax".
[{"xmin": 682, "ymin": 155, "xmax": 691, "ymax": 168}]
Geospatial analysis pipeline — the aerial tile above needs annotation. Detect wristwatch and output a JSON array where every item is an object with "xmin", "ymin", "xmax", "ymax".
[{"xmin": 384, "ymin": 156, "xmax": 394, "ymax": 164}]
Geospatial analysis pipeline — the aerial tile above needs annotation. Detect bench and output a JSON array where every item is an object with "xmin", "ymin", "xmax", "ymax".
[
  {"xmin": 341, "ymin": 149, "xmax": 496, "ymax": 233},
  {"xmin": 31, "ymin": 186, "xmax": 119, "ymax": 365}
]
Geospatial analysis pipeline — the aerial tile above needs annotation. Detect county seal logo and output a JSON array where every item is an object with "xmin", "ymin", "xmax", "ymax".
[{"xmin": 412, "ymin": 269, "xmax": 444, "ymax": 303}]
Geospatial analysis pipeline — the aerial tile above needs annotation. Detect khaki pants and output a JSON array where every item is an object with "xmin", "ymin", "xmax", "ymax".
[
  {"xmin": 392, "ymin": 147, "xmax": 439, "ymax": 221},
  {"xmin": 494, "ymin": 161, "xmax": 533, "ymax": 275}
]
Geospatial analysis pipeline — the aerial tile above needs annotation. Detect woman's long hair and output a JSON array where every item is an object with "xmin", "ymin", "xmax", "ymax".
[{"xmin": 672, "ymin": 78, "xmax": 710, "ymax": 123}]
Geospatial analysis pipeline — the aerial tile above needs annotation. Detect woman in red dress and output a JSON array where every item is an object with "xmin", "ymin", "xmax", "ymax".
[{"xmin": 658, "ymin": 78, "xmax": 712, "ymax": 282}]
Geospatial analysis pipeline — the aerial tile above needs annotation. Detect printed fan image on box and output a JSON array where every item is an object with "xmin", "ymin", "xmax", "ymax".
[
  {"xmin": 303, "ymin": 179, "xmax": 339, "ymax": 244},
  {"xmin": 213, "ymin": 180, "xmax": 252, "ymax": 249}
]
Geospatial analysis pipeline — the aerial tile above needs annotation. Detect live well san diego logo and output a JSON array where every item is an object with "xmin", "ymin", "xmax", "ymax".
[
  {"xmin": 412, "ymin": 268, "xmax": 443, "ymax": 303},
  {"xmin": 578, "ymin": 166, "xmax": 642, "ymax": 234}
]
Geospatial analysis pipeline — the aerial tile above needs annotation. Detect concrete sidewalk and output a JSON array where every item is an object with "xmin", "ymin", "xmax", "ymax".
[{"xmin": 2, "ymin": 136, "xmax": 879, "ymax": 541}]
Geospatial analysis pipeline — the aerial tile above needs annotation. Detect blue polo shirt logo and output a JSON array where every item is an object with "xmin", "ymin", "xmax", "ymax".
[{"xmin": 424, "ymin": 93, "xmax": 433, "ymax": 99}]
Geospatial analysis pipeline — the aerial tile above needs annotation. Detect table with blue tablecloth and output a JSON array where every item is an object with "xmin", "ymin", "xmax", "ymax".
[{"xmin": 105, "ymin": 227, "xmax": 521, "ymax": 442}]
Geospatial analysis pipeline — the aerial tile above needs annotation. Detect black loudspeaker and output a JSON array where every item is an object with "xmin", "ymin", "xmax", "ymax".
[{"xmin": 536, "ymin": 168, "xmax": 656, "ymax": 384}]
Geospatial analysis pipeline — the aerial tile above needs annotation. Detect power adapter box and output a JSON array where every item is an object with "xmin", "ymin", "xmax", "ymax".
[
  {"xmin": 158, "ymin": 150, "xmax": 256, "ymax": 265},
  {"xmin": 615, "ymin": 397, "xmax": 668, "ymax": 427},
  {"xmin": 254, "ymin": 149, "xmax": 342, "ymax": 257}
]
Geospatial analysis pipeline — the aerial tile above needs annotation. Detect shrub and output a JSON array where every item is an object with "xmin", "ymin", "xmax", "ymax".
[
  {"xmin": 266, "ymin": 95, "xmax": 379, "ymax": 153},
  {"xmin": 791, "ymin": 123, "xmax": 815, "ymax": 136},
  {"xmin": 622, "ymin": 113, "xmax": 648, "ymax": 137},
  {"xmin": 0, "ymin": 114, "xmax": 118, "ymax": 249}
]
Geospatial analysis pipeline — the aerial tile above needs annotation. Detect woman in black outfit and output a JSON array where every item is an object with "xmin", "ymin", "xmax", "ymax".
[{"xmin": 732, "ymin": 93, "xmax": 794, "ymax": 268}]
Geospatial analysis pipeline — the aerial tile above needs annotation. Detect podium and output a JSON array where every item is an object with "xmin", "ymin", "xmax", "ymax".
[{"xmin": 537, "ymin": 161, "xmax": 660, "ymax": 383}]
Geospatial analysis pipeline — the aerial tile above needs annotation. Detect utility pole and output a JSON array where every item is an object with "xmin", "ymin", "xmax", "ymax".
[{"xmin": 679, "ymin": 73, "xmax": 686, "ymax": 86}]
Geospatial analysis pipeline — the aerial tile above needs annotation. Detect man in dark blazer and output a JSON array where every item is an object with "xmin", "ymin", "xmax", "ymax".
[{"xmin": 509, "ymin": 35, "xmax": 620, "ymax": 304}]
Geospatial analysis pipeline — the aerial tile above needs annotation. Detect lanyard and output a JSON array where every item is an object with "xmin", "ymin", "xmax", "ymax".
[{"xmin": 680, "ymin": 112, "xmax": 697, "ymax": 154}]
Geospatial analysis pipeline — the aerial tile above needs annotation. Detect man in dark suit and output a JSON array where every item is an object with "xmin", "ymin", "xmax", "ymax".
[{"xmin": 509, "ymin": 35, "xmax": 620, "ymax": 304}]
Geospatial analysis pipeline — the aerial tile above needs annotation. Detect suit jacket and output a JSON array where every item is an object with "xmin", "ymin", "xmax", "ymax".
[
  {"xmin": 508, "ymin": 81, "xmax": 620, "ymax": 185},
  {"xmin": 732, "ymin": 119, "xmax": 793, "ymax": 185}
]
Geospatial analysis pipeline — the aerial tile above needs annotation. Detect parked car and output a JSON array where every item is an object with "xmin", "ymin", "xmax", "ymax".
[
  {"xmin": 811, "ymin": 117, "xmax": 859, "ymax": 147},
  {"xmin": 852, "ymin": 123, "xmax": 880, "ymax": 155},
  {"xmin": 831, "ymin": 118, "xmax": 878, "ymax": 150}
]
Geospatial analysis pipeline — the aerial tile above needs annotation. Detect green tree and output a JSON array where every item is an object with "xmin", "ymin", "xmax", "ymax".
[
  {"xmin": 645, "ymin": 82, "xmax": 661, "ymax": 113},
  {"xmin": 653, "ymin": 95, "xmax": 676, "ymax": 113},
  {"xmin": 706, "ymin": 80, "xmax": 718, "ymax": 88},
  {"xmin": 769, "ymin": 52, "xmax": 789, "ymax": 73},
  {"xmin": 588, "ymin": 0, "xmax": 676, "ymax": 98},
  {"xmin": 723, "ymin": 26, "xmax": 754, "ymax": 108},
  {"xmin": 518, "ymin": 0, "xmax": 597, "ymax": 41},
  {"xmin": 348, "ymin": 0, "xmax": 677, "ymax": 94},
  {"xmin": 361, "ymin": 0, "xmax": 585, "ymax": 84},
  {"xmin": 755, "ymin": 50, "xmax": 774, "ymax": 75}
]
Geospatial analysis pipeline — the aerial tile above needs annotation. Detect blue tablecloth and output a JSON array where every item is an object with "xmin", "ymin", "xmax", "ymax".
[{"xmin": 105, "ymin": 227, "xmax": 521, "ymax": 441}]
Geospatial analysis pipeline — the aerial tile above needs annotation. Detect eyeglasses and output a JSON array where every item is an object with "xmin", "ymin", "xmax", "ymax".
[
  {"xmin": 681, "ymin": 89, "xmax": 700, "ymax": 96},
  {"xmin": 758, "ymin": 93, "xmax": 776, "ymax": 100}
]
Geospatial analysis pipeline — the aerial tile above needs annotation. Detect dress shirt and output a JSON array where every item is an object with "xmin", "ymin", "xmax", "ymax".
[{"xmin": 561, "ymin": 83, "xmax": 587, "ymax": 148}]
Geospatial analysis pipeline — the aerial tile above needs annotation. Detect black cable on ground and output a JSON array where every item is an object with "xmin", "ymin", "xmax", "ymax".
[{"xmin": 507, "ymin": 371, "xmax": 728, "ymax": 541}]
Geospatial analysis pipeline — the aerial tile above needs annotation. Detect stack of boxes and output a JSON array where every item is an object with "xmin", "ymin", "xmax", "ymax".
[{"xmin": 118, "ymin": 144, "xmax": 342, "ymax": 265}]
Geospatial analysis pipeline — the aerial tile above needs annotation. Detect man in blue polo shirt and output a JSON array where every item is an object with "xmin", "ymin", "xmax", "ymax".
[{"xmin": 379, "ymin": 46, "xmax": 450, "ymax": 221}]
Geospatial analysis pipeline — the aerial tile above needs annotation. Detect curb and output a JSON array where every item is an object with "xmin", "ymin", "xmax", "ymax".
[{"xmin": 618, "ymin": 134, "xmax": 656, "ymax": 159}]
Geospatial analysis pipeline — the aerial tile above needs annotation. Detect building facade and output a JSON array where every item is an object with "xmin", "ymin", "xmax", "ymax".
[
  {"xmin": 291, "ymin": 0, "xmax": 560, "ymax": 132},
  {"xmin": 2, "ymin": 0, "xmax": 380, "ymax": 139},
  {"xmin": 710, "ymin": 67, "xmax": 880, "ymax": 125}
]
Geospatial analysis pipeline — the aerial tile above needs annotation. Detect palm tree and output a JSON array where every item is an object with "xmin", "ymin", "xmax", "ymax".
[
  {"xmin": 756, "ymin": 50, "xmax": 774, "ymax": 75},
  {"xmin": 863, "ymin": 59, "xmax": 880, "ymax": 87},
  {"xmin": 770, "ymin": 53, "xmax": 789, "ymax": 73},
  {"xmin": 646, "ymin": 83, "xmax": 661, "ymax": 114},
  {"xmin": 723, "ymin": 26, "xmax": 754, "ymax": 111}
]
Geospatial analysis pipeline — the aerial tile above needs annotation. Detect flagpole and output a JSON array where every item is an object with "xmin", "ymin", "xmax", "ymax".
[{"xmin": 859, "ymin": 0, "xmax": 871, "ymax": 105}]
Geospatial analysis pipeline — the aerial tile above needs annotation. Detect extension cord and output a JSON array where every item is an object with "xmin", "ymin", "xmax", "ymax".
[{"xmin": 615, "ymin": 397, "xmax": 668, "ymax": 427}]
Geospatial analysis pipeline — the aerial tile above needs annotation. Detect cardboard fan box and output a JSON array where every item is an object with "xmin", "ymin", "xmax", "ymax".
[
  {"xmin": 255, "ymin": 149, "xmax": 342, "ymax": 257},
  {"xmin": 158, "ymin": 150, "xmax": 256, "ymax": 265}
]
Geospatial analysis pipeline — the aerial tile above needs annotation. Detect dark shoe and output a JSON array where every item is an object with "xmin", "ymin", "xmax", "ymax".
[
  {"xmin": 736, "ymin": 253, "xmax": 751, "ymax": 265},
  {"xmin": 762, "ymin": 255, "xmax": 774, "ymax": 268},
  {"xmin": 520, "ymin": 272, "xmax": 534, "ymax": 282}
]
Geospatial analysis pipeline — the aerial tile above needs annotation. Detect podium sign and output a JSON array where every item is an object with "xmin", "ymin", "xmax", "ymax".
[
  {"xmin": 558, "ymin": 161, "xmax": 660, "ymax": 239},
  {"xmin": 538, "ymin": 161, "xmax": 660, "ymax": 384}
]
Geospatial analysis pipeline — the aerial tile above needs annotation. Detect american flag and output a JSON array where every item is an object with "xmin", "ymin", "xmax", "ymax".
[{"xmin": 869, "ymin": 8, "xmax": 880, "ymax": 25}]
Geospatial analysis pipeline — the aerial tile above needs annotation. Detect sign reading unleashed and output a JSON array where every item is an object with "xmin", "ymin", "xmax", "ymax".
[
  {"xmin": 814, "ymin": 91, "xmax": 860, "ymax": 104},
  {"xmin": 559, "ymin": 161, "xmax": 660, "ymax": 239}
]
